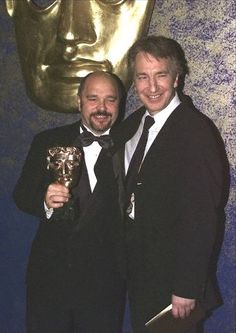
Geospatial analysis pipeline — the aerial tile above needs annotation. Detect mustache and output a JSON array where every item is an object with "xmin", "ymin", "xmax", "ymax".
[{"xmin": 91, "ymin": 111, "xmax": 112, "ymax": 117}]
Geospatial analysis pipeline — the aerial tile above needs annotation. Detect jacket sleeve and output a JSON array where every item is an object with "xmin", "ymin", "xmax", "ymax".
[
  {"xmin": 13, "ymin": 133, "xmax": 51, "ymax": 219},
  {"xmin": 172, "ymin": 119, "xmax": 227, "ymax": 300}
]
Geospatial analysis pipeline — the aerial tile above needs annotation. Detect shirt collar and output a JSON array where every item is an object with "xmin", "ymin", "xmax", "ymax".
[{"xmin": 143, "ymin": 93, "xmax": 181, "ymax": 129}]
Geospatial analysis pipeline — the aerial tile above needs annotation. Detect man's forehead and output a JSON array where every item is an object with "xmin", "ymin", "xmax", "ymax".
[
  {"xmin": 83, "ymin": 75, "xmax": 118, "ymax": 92},
  {"xmin": 135, "ymin": 54, "xmax": 171, "ymax": 70},
  {"xmin": 86, "ymin": 72, "xmax": 115, "ymax": 83}
]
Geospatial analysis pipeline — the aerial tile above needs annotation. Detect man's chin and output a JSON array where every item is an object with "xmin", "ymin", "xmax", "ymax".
[
  {"xmin": 93, "ymin": 127, "xmax": 109, "ymax": 133},
  {"xmin": 90, "ymin": 120, "xmax": 112, "ymax": 133}
]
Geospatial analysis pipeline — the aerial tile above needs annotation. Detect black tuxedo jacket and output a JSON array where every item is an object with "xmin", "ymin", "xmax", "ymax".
[
  {"xmin": 113, "ymin": 99, "xmax": 229, "ymax": 323},
  {"xmin": 13, "ymin": 121, "xmax": 125, "ymax": 307}
]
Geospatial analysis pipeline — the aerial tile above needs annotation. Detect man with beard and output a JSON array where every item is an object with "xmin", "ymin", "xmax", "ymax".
[{"xmin": 13, "ymin": 71, "xmax": 126, "ymax": 333}]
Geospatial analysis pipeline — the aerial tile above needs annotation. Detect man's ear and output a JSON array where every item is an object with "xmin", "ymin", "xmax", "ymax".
[
  {"xmin": 5, "ymin": 0, "xmax": 17, "ymax": 17},
  {"xmin": 132, "ymin": 82, "xmax": 137, "ymax": 92},
  {"xmin": 77, "ymin": 96, "xmax": 81, "ymax": 111},
  {"xmin": 174, "ymin": 74, "xmax": 179, "ymax": 89}
]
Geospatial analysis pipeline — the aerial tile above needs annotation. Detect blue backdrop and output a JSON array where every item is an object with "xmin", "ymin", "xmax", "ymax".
[{"xmin": 0, "ymin": 1, "xmax": 235, "ymax": 332}]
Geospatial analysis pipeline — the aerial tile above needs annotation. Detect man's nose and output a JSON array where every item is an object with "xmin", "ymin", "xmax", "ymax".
[
  {"xmin": 149, "ymin": 77, "xmax": 158, "ymax": 92},
  {"xmin": 58, "ymin": 0, "xmax": 97, "ymax": 46},
  {"xmin": 98, "ymin": 99, "xmax": 106, "ymax": 111}
]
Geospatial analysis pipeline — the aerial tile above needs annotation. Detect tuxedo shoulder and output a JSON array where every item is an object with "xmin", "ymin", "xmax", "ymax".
[
  {"xmin": 125, "ymin": 107, "xmax": 145, "ymax": 121},
  {"xmin": 177, "ymin": 103, "xmax": 218, "ymax": 133},
  {"xmin": 111, "ymin": 107, "xmax": 144, "ymax": 143},
  {"xmin": 30, "ymin": 121, "xmax": 80, "ymax": 149},
  {"xmin": 34, "ymin": 121, "xmax": 80, "ymax": 140},
  {"xmin": 172, "ymin": 104, "xmax": 225, "ymax": 153}
]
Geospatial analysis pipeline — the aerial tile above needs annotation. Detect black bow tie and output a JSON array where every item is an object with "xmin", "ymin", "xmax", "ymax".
[{"xmin": 79, "ymin": 129, "xmax": 114, "ymax": 149}]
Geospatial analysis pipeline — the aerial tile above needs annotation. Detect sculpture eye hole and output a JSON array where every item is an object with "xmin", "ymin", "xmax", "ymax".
[
  {"xmin": 30, "ymin": 0, "xmax": 57, "ymax": 10},
  {"xmin": 97, "ymin": 0, "xmax": 127, "ymax": 6}
]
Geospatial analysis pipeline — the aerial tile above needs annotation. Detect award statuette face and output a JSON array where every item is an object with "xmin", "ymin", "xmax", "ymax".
[
  {"xmin": 47, "ymin": 146, "xmax": 82, "ymax": 220},
  {"xmin": 5, "ymin": 0, "xmax": 154, "ymax": 113}
]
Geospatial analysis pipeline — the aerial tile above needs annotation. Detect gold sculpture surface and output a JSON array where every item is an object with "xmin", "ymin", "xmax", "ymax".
[
  {"xmin": 6, "ymin": 0, "xmax": 154, "ymax": 113},
  {"xmin": 47, "ymin": 146, "xmax": 82, "ymax": 220},
  {"xmin": 47, "ymin": 146, "xmax": 82, "ymax": 188}
]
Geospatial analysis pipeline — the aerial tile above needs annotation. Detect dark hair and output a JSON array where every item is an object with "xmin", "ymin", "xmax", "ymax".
[
  {"xmin": 128, "ymin": 35, "xmax": 189, "ymax": 93},
  {"xmin": 78, "ymin": 71, "xmax": 126, "ymax": 124}
]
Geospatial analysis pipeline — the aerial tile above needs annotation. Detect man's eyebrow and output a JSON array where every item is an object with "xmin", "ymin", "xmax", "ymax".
[
  {"xmin": 106, "ymin": 95, "xmax": 118, "ymax": 99},
  {"xmin": 136, "ymin": 70, "xmax": 169, "ymax": 75},
  {"xmin": 85, "ymin": 94, "xmax": 117, "ymax": 99},
  {"xmin": 156, "ymin": 70, "xmax": 169, "ymax": 74},
  {"xmin": 135, "ymin": 72, "xmax": 148, "ymax": 77},
  {"xmin": 86, "ymin": 94, "xmax": 97, "ymax": 98}
]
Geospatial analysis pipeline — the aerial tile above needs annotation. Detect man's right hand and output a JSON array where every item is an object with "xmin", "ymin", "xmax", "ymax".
[
  {"xmin": 171, "ymin": 295, "xmax": 196, "ymax": 319},
  {"xmin": 45, "ymin": 183, "xmax": 70, "ymax": 209}
]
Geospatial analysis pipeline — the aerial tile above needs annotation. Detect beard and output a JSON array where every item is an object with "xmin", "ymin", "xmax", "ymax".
[{"xmin": 88, "ymin": 111, "xmax": 113, "ymax": 133}]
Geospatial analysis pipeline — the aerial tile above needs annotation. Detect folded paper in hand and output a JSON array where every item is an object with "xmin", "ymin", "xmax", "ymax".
[{"xmin": 145, "ymin": 303, "xmax": 205, "ymax": 333}]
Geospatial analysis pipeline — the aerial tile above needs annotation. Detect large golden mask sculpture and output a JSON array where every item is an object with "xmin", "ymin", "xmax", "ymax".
[{"xmin": 6, "ymin": 0, "xmax": 154, "ymax": 113}]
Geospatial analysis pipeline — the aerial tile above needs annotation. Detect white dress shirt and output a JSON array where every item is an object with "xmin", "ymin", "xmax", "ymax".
[{"xmin": 82, "ymin": 124, "xmax": 111, "ymax": 192}]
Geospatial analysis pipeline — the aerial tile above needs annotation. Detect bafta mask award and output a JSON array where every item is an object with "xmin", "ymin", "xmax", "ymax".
[{"xmin": 47, "ymin": 146, "xmax": 82, "ymax": 221}]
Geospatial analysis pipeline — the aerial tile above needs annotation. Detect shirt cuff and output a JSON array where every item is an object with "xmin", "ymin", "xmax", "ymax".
[{"xmin": 44, "ymin": 202, "xmax": 54, "ymax": 219}]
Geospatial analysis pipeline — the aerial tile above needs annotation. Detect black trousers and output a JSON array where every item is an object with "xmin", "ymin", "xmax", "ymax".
[
  {"xmin": 26, "ymin": 267, "xmax": 125, "ymax": 333},
  {"xmin": 125, "ymin": 214, "xmax": 204, "ymax": 333}
]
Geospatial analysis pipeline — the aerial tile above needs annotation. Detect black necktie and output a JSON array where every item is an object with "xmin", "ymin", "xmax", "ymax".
[
  {"xmin": 78, "ymin": 126, "xmax": 114, "ymax": 149},
  {"xmin": 125, "ymin": 115, "xmax": 154, "ymax": 204}
]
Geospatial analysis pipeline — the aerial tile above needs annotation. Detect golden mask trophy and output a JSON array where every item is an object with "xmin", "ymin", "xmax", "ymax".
[
  {"xmin": 5, "ymin": 0, "xmax": 154, "ymax": 113},
  {"xmin": 47, "ymin": 146, "xmax": 82, "ymax": 220}
]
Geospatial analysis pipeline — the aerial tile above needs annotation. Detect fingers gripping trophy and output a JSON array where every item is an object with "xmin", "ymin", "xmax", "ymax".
[{"xmin": 47, "ymin": 146, "xmax": 82, "ymax": 221}]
